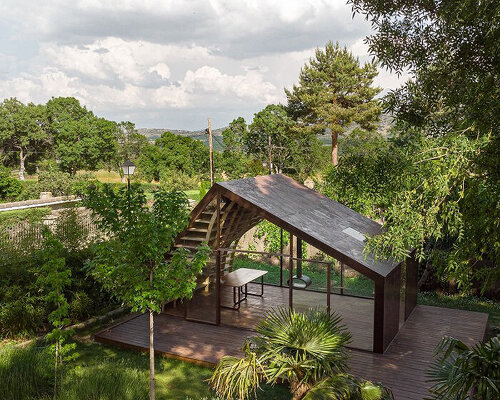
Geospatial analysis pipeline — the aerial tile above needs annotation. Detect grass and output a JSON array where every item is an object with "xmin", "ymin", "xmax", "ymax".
[
  {"xmin": 0, "ymin": 336, "xmax": 290, "ymax": 400},
  {"xmin": 233, "ymin": 256, "xmax": 374, "ymax": 298},
  {"xmin": 418, "ymin": 291, "xmax": 500, "ymax": 337}
]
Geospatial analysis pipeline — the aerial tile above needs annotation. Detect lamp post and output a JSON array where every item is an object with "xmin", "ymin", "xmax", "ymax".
[{"xmin": 121, "ymin": 160, "xmax": 136, "ymax": 190}]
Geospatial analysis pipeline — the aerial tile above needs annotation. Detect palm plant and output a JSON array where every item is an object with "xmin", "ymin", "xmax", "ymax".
[
  {"xmin": 210, "ymin": 307, "xmax": 392, "ymax": 400},
  {"xmin": 427, "ymin": 335, "xmax": 500, "ymax": 400}
]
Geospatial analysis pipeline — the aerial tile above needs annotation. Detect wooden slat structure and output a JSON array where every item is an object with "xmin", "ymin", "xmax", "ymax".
[
  {"xmin": 173, "ymin": 174, "xmax": 418, "ymax": 353},
  {"xmin": 95, "ymin": 304, "xmax": 489, "ymax": 400}
]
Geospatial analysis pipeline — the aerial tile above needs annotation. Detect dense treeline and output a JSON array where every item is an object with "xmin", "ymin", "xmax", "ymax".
[{"xmin": 1, "ymin": 26, "xmax": 498, "ymax": 301}]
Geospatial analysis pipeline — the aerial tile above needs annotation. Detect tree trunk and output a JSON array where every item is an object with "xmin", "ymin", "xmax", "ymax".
[
  {"xmin": 331, "ymin": 132, "xmax": 338, "ymax": 166},
  {"xmin": 149, "ymin": 269, "xmax": 155, "ymax": 400},
  {"xmin": 54, "ymin": 341, "xmax": 58, "ymax": 400},
  {"xmin": 418, "ymin": 261, "xmax": 432, "ymax": 289},
  {"xmin": 19, "ymin": 147, "xmax": 26, "ymax": 180},
  {"xmin": 149, "ymin": 309, "xmax": 155, "ymax": 400},
  {"xmin": 290, "ymin": 381, "xmax": 310, "ymax": 400}
]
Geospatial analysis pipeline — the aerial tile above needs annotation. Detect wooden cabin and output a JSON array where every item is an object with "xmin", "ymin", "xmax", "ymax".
[{"xmin": 168, "ymin": 174, "xmax": 418, "ymax": 353}]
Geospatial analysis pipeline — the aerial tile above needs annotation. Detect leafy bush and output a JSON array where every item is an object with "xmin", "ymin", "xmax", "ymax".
[
  {"xmin": 0, "ymin": 167, "xmax": 22, "ymax": 201},
  {"xmin": 0, "ymin": 345, "xmax": 52, "ymax": 400},
  {"xmin": 0, "ymin": 206, "xmax": 114, "ymax": 339},
  {"xmin": 160, "ymin": 168, "xmax": 200, "ymax": 191},
  {"xmin": 0, "ymin": 287, "xmax": 45, "ymax": 338}
]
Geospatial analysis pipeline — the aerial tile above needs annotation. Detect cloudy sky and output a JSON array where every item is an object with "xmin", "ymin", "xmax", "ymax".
[{"xmin": 0, "ymin": 0, "xmax": 407, "ymax": 130}]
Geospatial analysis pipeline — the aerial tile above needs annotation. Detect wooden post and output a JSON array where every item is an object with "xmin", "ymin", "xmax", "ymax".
[
  {"xmin": 208, "ymin": 118, "xmax": 214, "ymax": 186},
  {"xmin": 279, "ymin": 228, "xmax": 283, "ymax": 287},
  {"xmin": 340, "ymin": 262, "xmax": 344, "ymax": 295},
  {"xmin": 215, "ymin": 193, "xmax": 221, "ymax": 325},
  {"xmin": 289, "ymin": 233, "xmax": 293, "ymax": 309},
  {"xmin": 267, "ymin": 134, "xmax": 272, "ymax": 174},
  {"xmin": 373, "ymin": 267, "xmax": 401, "ymax": 353},
  {"xmin": 327, "ymin": 262, "xmax": 331, "ymax": 313},
  {"xmin": 296, "ymin": 237, "xmax": 302, "ymax": 278}
]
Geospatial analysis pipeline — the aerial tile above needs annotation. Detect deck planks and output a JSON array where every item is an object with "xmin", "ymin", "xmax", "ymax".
[{"xmin": 95, "ymin": 302, "xmax": 488, "ymax": 400}]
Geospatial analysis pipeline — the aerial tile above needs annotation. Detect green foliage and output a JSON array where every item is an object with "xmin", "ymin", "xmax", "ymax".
[
  {"xmin": 0, "ymin": 167, "xmax": 22, "ymax": 200},
  {"xmin": 0, "ymin": 345, "xmax": 52, "ymax": 400},
  {"xmin": 211, "ymin": 308, "xmax": 390, "ymax": 400},
  {"xmin": 83, "ymin": 184, "xmax": 210, "ymax": 314},
  {"xmin": 255, "ymin": 221, "xmax": 289, "ymax": 253},
  {"xmin": 245, "ymin": 104, "xmax": 323, "ymax": 179},
  {"xmin": 113, "ymin": 120, "xmax": 148, "ymax": 172},
  {"xmin": 222, "ymin": 117, "xmax": 247, "ymax": 154},
  {"xmin": 138, "ymin": 131, "xmax": 209, "ymax": 182},
  {"xmin": 286, "ymin": 41, "xmax": 382, "ymax": 164},
  {"xmin": 0, "ymin": 206, "xmax": 50, "ymax": 226},
  {"xmin": 37, "ymin": 230, "xmax": 78, "ymax": 397},
  {"xmin": 427, "ymin": 335, "xmax": 500, "ymax": 399},
  {"xmin": 160, "ymin": 168, "xmax": 200, "ymax": 191},
  {"xmin": 347, "ymin": 0, "xmax": 500, "ymax": 293},
  {"xmin": 46, "ymin": 97, "xmax": 118, "ymax": 175},
  {"xmin": 0, "ymin": 206, "xmax": 113, "ymax": 339},
  {"xmin": 321, "ymin": 129, "xmax": 411, "ymax": 219},
  {"xmin": 0, "ymin": 98, "xmax": 50, "ymax": 180}
]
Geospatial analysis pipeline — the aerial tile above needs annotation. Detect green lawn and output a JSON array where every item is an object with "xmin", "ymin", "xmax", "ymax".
[
  {"xmin": 1, "ymin": 335, "xmax": 290, "ymax": 400},
  {"xmin": 233, "ymin": 257, "xmax": 374, "ymax": 298}
]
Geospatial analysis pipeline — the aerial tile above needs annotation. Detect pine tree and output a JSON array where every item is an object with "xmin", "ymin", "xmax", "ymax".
[{"xmin": 285, "ymin": 41, "xmax": 382, "ymax": 165}]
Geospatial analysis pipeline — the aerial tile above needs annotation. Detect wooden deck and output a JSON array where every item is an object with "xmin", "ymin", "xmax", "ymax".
[
  {"xmin": 95, "ymin": 303, "xmax": 488, "ymax": 400},
  {"xmin": 165, "ymin": 283, "xmax": 375, "ymax": 351}
]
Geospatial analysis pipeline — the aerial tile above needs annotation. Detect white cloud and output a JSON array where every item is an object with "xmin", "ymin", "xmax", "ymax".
[{"xmin": 0, "ymin": 0, "xmax": 408, "ymax": 128}]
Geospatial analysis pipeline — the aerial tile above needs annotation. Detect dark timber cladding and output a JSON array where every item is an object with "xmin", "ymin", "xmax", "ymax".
[{"xmin": 180, "ymin": 174, "xmax": 417, "ymax": 353}]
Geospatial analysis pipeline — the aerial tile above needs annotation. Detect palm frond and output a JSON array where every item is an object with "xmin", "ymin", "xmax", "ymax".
[
  {"xmin": 427, "ymin": 334, "xmax": 500, "ymax": 400},
  {"xmin": 209, "ymin": 343, "xmax": 265, "ymax": 400}
]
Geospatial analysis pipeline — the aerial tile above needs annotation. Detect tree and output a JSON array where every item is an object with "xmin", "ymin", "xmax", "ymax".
[
  {"xmin": 37, "ymin": 229, "xmax": 77, "ymax": 399},
  {"xmin": 427, "ymin": 335, "xmax": 500, "ymax": 399},
  {"xmin": 0, "ymin": 98, "xmax": 49, "ymax": 180},
  {"xmin": 138, "ymin": 131, "xmax": 209, "ymax": 182},
  {"xmin": 222, "ymin": 117, "xmax": 247, "ymax": 154},
  {"xmin": 245, "ymin": 104, "xmax": 323, "ymax": 178},
  {"xmin": 114, "ymin": 121, "xmax": 148, "ymax": 182},
  {"xmin": 83, "ymin": 185, "xmax": 210, "ymax": 400},
  {"xmin": 347, "ymin": 0, "xmax": 500, "ymax": 292},
  {"xmin": 210, "ymin": 308, "xmax": 392, "ymax": 400},
  {"xmin": 286, "ymin": 41, "xmax": 382, "ymax": 165},
  {"xmin": 247, "ymin": 105, "xmax": 294, "ymax": 174},
  {"xmin": 46, "ymin": 97, "xmax": 118, "ymax": 174},
  {"xmin": 321, "ymin": 129, "xmax": 412, "ymax": 220}
]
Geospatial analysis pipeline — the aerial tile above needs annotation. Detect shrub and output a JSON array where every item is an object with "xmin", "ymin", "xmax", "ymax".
[
  {"xmin": 0, "ymin": 345, "xmax": 52, "ymax": 400},
  {"xmin": 160, "ymin": 169, "xmax": 200, "ymax": 190},
  {"xmin": 0, "ymin": 167, "xmax": 22, "ymax": 201},
  {"xmin": 0, "ymin": 288, "xmax": 45, "ymax": 338},
  {"xmin": 68, "ymin": 291, "xmax": 93, "ymax": 321}
]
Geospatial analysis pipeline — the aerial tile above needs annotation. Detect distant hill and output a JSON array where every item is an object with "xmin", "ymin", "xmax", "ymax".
[
  {"xmin": 137, "ymin": 127, "xmax": 226, "ymax": 151},
  {"xmin": 137, "ymin": 113, "xmax": 393, "ymax": 151}
]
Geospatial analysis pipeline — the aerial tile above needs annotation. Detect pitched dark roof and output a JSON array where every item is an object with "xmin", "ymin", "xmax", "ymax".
[{"xmin": 216, "ymin": 174, "xmax": 399, "ymax": 280}]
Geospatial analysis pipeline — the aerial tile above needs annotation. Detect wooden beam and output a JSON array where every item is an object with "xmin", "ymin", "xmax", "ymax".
[
  {"xmin": 215, "ymin": 193, "xmax": 221, "ymax": 325},
  {"xmin": 373, "ymin": 267, "xmax": 401, "ymax": 353}
]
